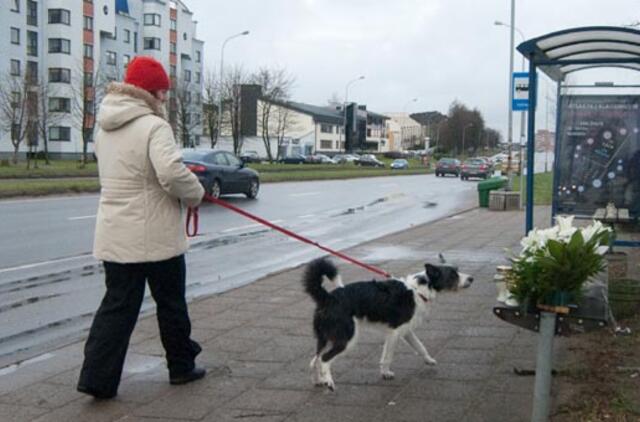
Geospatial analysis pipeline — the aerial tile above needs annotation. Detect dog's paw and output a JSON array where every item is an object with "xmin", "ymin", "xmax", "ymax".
[
  {"xmin": 381, "ymin": 370, "xmax": 395, "ymax": 380},
  {"xmin": 324, "ymin": 380, "xmax": 335, "ymax": 391},
  {"xmin": 424, "ymin": 357, "xmax": 437, "ymax": 366}
]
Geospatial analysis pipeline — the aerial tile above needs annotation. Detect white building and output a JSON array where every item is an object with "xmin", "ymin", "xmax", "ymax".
[
  {"xmin": 0, "ymin": 0, "xmax": 203, "ymax": 158},
  {"xmin": 384, "ymin": 113, "xmax": 424, "ymax": 151}
]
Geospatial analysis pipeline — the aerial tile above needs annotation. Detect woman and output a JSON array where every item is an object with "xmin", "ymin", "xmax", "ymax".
[{"xmin": 77, "ymin": 56, "xmax": 206, "ymax": 399}]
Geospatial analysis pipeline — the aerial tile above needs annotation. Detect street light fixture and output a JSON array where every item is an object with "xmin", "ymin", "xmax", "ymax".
[
  {"xmin": 341, "ymin": 75, "xmax": 365, "ymax": 152},
  {"xmin": 462, "ymin": 123, "xmax": 474, "ymax": 158},
  {"xmin": 403, "ymin": 98, "xmax": 418, "ymax": 113},
  {"xmin": 218, "ymin": 30, "xmax": 250, "ymax": 142}
]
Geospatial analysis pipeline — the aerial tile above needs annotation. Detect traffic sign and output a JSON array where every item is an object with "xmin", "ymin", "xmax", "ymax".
[{"xmin": 512, "ymin": 72, "xmax": 529, "ymax": 111}]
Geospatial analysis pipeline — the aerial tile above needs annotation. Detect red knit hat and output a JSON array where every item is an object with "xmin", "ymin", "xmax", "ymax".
[{"xmin": 124, "ymin": 56, "xmax": 171, "ymax": 92}]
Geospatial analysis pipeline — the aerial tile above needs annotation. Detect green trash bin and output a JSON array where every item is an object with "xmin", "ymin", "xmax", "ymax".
[{"xmin": 477, "ymin": 177, "xmax": 507, "ymax": 207}]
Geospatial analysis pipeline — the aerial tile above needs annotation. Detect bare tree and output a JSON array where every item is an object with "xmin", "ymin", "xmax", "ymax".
[
  {"xmin": 173, "ymin": 80, "xmax": 199, "ymax": 148},
  {"xmin": 0, "ymin": 74, "xmax": 34, "ymax": 164},
  {"xmin": 203, "ymin": 69, "xmax": 220, "ymax": 148},
  {"xmin": 32, "ymin": 77, "xmax": 65, "ymax": 165},
  {"xmin": 221, "ymin": 65, "xmax": 248, "ymax": 155},
  {"xmin": 71, "ymin": 62, "xmax": 107, "ymax": 166},
  {"xmin": 251, "ymin": 67, "xmax": 295, "ymax": 162},
  {"xmin": 274, "ymin": 105, "xmax": 296, "ymax": 161}
]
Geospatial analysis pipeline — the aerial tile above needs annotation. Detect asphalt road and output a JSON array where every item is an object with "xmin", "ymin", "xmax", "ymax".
[{"xmin": 0, "ymin": 173, "xmax": 479, "ymax": 366}]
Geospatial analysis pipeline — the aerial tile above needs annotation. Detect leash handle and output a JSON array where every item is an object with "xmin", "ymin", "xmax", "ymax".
[
  {"xmin": 186, "ymin": 206, "xmax": 199, "ymax": 237},
  {"xmin": 201, "ymin": 194, "xmax": 391, "ymax": 278}
]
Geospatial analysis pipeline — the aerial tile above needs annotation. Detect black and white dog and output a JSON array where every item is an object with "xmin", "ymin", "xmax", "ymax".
[{"xmin": 303, "ymin": 256, "xmax": 473, "ymax": 390}]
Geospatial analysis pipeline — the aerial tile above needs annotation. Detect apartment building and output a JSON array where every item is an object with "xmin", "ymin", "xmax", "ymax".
[
  {"xmin": 0, "ymin": 0, "xmax": 204, "ymax": 158},
  {"xmin": 384, "ymin": 113, "xmax": 424, "ymax": 150}
]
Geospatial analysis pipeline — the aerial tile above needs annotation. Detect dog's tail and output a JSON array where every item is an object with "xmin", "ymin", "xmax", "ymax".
[{"xmin": 303, "ymin": 258, "xmax": 339, "ymax": 306}]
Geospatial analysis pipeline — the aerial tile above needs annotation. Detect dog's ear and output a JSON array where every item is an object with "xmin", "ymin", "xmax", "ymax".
[
  {"xmin": 438, "ymin": 253, "xmax": 446, "ymax": 264},
  {"xmin": 425, "ymin": 264, "xmax": 441, "ymax": 281}
]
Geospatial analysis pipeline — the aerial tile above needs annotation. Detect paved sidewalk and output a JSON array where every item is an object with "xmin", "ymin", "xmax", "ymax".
[{"xmin": 0, "ymin": 206, "xmax": 556, "ymax": 422}]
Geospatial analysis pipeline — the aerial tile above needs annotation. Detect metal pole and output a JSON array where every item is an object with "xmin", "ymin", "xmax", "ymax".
[
  {"xmin": 217, "ymin": 31, "xmax": 249, "ymax": 146},
  {"xmin": 525, "ymin": 55, "xmax": 537, "ymax": 234},
  {"xmin": 518, "ymin": 55, "xmax": 526, "ymax": 209},
  {"xmin": 531, "ymin": 311, "xmax": 556, "ymax": 422},
  {"xmin": 506, "ymin": 0, "xmax": 516, "ymax": 189}
]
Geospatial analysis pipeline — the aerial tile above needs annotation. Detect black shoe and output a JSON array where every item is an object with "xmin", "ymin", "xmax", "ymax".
[
  {"xmin": 77, "ymin": 384, "xmax": 116, "ymax": 400},
  {"xmin": 169, "ymin": 367, "xmax": 206, "ymax": 385}
]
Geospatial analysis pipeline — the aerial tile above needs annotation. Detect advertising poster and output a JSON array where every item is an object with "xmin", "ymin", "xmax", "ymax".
[{"xmin": 555, "ymin": 95, "xmax": 640, "ymax": 218}]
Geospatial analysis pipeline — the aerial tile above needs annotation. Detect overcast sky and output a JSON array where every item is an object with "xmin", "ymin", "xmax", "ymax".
[{"xmin": 187, "ymin": 0, "xmax": 639, "ymax": 140}]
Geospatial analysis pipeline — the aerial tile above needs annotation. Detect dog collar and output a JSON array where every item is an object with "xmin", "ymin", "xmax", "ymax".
[{"xmin": 418, "ymin": 293, "xmax": 429, "ymax": 303}]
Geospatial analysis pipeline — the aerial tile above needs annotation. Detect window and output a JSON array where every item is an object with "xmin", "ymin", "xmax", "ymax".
[
  {"xmin": 49, "ymin": 38, "xmax": 71, "ymax": 54},
  {"xmin": 11, "ymin": 0, "xmax": 19, "ymax": 12},
  {"xmin": 196, "ymin": 51, "xmax": 201, "ymax": 63},
  {"xmin": 10, "ymin": 59, "xmax": 21, "ymax": 76},
  {"xmin": 26, "ymin": 61, "xmax": 38, "ymax": 82},
  {"xmin": 170, "ymin": 42, "xmax": 176, "ymax": 54},
  {"xmin": 84, "ymin": 44, "xmax": 93, "ymax": 58},
  {"xmin": 170, "ymin": 19, "xmax": 177, "ymax": 31},
  {"xmin": 184, "ymin": 113, "xmax": 191, "ymax": 125},
  {"xmin": 320, "ymin": 140, "xmax": 333, "ymax": 149},
  {"xmin": 169, "ymin": 65, "xmax": 176, "ymax": 77},
  {"xmin": 48, "ymin": 68, "xmax": 71, "ymax": 83},
  {"xmin": 124, "ymin": 29, "xmax": 130, "ymax": 43},
  {"xmin": 143, "ymin": 37, "xmax": 160, "ymax": 50},
  {"xmin": 143, "ymin": 13, "xmax": 161, "ymax": 26},
  {"xmin": 83, "ymin": 16, "xmax": 93, "ymax": 31},
  {"xmin": 27, "ymin": 0, "xmax": 38, "ymax": 26},
  {"xmin": 106, "ymin": 51, "xmax": 117, "ymax": 65},
  {"xmin": 194, "ymin": 93, "xmax": 201, "ymax": 105},
  {"xmin": 183, "ymin": 69, "xmax": 191, "ymax": 82},
  {"xmin": 84, "ymin": 71, "xmax": 93, "ymax": 86},
  {"xmin": 85, "ymin": 99, "xmax": 95, "ymax": 114},
  {"xmin": 49, "ymin": 126, "xmax": 71, "ymax": 142},
  {"xmin": 185, "ymin": 91, "xmax": 191, "ymax": 103},
  {"xmin": 320, "ymin": 124, "xmax": 333, "ymax": 134},
  {"xmin": 27, "ymin": 31, "xmax": 38, "ymax": 56},
  {"xmin": 11, "ymin": 28, "xmax": 20, "ymax": 45},
  {"xmin": 123, "ymin": 54, "xmax": 131, "ymax": 67},
  {"xmin": 48, "ymin": 9, "xmax": 71, "ymax": 25},
  {"xmin": 49, "ymin": 97, "xmax": 71, "ymax": 112},
  {"xmin": 195, "ymin": 72, "xmax": 201, "ymax": 83},
  {"xmin": 11, "ymin": 91, "xmax": 21, "ymax": 107}
]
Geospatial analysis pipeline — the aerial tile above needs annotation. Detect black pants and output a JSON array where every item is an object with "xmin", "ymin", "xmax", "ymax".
[{"xmin": 78, "ymin": 254, "xmax": 201, "ymax": 396}]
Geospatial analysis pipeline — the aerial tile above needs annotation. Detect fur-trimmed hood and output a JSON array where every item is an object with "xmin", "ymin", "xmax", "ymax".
[{"xmin": 97, "ymin": 82, "xmax": 167, "ymax": 131}]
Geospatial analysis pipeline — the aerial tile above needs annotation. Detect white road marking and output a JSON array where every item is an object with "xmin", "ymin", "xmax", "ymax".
[
  {"xmin": 221, "ymin": 220, "xmax": 284, "ymax": 233},
  {"xmin": 0, "ymin": 352, "xmax": 54, "ymax": 376},
  {"xmin": 289, "ymin": 192, "xmax": 321, "ymax": 197},
  {"xmin": 298, "ymin": 214, "xmax": 316, "ymax": 219},
  {"xmin": 68, "ymin": 215, "xmax": 96, "ymax": 221},
  {"xmin": 0, "ymin": 254, "xmax": 93, "ymax": 274},
  {"xmin": 0, "ymin": 194, "xmax": 99, "ymax": 205}
]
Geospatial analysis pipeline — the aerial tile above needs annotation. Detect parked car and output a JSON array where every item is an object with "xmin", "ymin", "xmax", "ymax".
[
  {"xmin": 332, "ymin": 154, "xmax": 359, "ymax": 164},
  {"xmin": 490, "ymin": 152, "xmax": 508, "ymax": 164},
  {"xmin": 307, "ymin": 153, "xmax": 336, "ymax": 164},
  {"xmin": 279, "ymin": 154, "xmax": 307, "ymax": 164},
  {"xmin": 239, "ymin": 150, "xmax": 261, "ymax": 163},
  {"xmin": 435, "ymin": 158, "xmax": 461, "ymax": 177},
  {"xmin": 182, "ymin": 149, "xmax": 260, "ymax": 199},
  {"xmin": 356, "ymin": 154, "xmax": 385, "ymax": 167},
  {"xmin": 390, "ymin": 159, "xmax": 409, "ymax": 170},
  {"xmin": 460, "ymin": 158, "xmax": 492, "ymax": 180}
]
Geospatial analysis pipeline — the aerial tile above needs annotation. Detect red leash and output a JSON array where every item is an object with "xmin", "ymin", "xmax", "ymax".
[{"xmin": 186, "ymin": 194, "xmax": 391, "ymax": 278}]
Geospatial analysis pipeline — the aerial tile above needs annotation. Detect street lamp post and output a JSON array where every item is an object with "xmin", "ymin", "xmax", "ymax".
[
  {"xmin": 462, "ymin": 123, "xmax": 474, "ymax": 158},
  {"xmin": 218, "ymin": 30, "xmax": 249, "ymax": 143},
  {"xmin": 495, "ymin": 19, "xmax": 527, "ymax": 207},
  {"xmin": 341, "ymin": 75, "xmax": 364, "ymax": 152}
]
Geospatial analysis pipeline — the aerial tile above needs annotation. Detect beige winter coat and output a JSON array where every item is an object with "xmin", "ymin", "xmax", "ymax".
[{"xmin": 93, "ymin": 82, "xmax": 204, "ymax": 263}]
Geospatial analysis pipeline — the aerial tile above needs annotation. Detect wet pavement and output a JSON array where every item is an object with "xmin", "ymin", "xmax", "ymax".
[{"xmin": 0, "ymin": 205, "xmax": 571, "ymax": 422}]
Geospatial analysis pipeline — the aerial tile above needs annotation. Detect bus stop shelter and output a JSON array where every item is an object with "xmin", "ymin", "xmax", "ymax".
[{"xmin": 516, "ymin": 26, "xmax": 640, "ymax": 244}]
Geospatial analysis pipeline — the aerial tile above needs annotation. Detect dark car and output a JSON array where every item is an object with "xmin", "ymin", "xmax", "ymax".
[
  {"xmin": 182, "ymin": 149, "xmax": 260, "ymax": 199},
  {"xmin": 239, "ymin": 150, "xmax": 261, "ymax": 163},
  {"xmin": 279, "ymin": 154, "xmax": 307, "ymax": 164},
  {"xmin": 306, "ymin": 154, "xmax": 336, "ymax": 164},
  {"xmin": 435, "ymin": 158, "xmax": 461, "ymax": 177},
  {"xmin": 356, "ymin": 154, "xmax": 385, "ymax": 167},
  {"xmin": 460, "ymin": 158, "xmax": 492, "ymax": 180}
]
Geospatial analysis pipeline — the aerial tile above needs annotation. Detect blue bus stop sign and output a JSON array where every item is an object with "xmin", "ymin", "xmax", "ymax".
[{"xmin": 512, "ymin": 72, "xmax": 530, "ymax": 111}]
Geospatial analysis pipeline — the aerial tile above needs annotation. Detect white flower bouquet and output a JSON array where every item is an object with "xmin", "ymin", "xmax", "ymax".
[{"xmin": 509, "ymin": 216, "xmax": 612, "ymax": 307}]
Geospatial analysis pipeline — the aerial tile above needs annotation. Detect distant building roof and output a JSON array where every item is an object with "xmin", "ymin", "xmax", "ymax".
[{"xmin": 410, "ymin": 111, "xmax": 447, "ymax": 126}]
